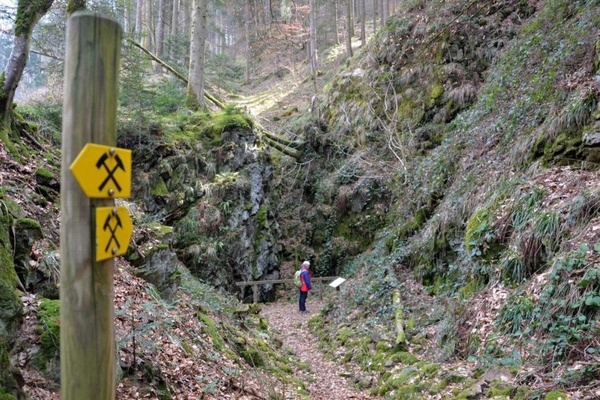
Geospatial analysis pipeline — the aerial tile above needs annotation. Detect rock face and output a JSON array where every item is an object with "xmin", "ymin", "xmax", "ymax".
[
  {"xmin": 129, "ymin": 122, "xmax": 280, "ymax": 301},
  {"xmin": 0, "ymin": 201, "xmax": 25, "ymax": 398}
]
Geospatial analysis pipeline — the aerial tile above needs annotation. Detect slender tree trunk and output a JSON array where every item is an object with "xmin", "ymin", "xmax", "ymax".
[
  {"xmin": 264, "ymin": 0, "xmax": 271, "ymax": 26},
  {"xmin": 360, "ymin": 0, "xmax": 365, "ymax": 46},
  {"xmin": 1, "ymin": 0, "xmax": 54, "ymax": 126},
  {"xmin": 135, "ymin": 0, "xmax": 143, "ymax": 40},
  {"xmin": 345, "ymin": 0, "xmax": 353, "ymax": 58},
  {"xmin": 156, "ymin": 0, "xmax": 166, "ymax": 57},
  {"xmin": 332, "ymin": 1, "xmax": 339, "ymax": 45},
  {"xmin": 380, "ymin": 0, "xmax": 385, "ymax": 25},
  {"xmin": 373, "ymin": 0, "xmax": 378, "ymax": 33},
  {"xmin": 169, "ymin": 0, "xmax": 179, "ymax": 59},
  {"xmin": 181, "ymin": 0, "xmax": 191, "ymax": 68},
  {"xmin": 245, "ymin": 0, "xmax": 251, "ymax": 83},
  {"xmin": 308, "ymin": 0, "xmax": 318, "ymax": 92},
  {"xmin": 186, "ymin": 0, "xmax": 208, "ymax": 110},
  {"xmin": 155, "ymin": 0, "xmax": 166, "ymax": 71},
  {"xmin": 142, "ymin": 0, "xmax": 152, "ymax": 51}
]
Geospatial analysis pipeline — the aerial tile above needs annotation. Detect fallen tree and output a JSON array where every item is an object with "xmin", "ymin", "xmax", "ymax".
[{"xmin": 127, "ymin": 38, "xmax": 306, "ymax": 161}]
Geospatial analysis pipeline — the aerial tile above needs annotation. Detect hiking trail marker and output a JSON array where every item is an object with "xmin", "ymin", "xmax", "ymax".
[
  {"xmin": 70, "ymin": 143, "xmax": 132, "ymax": 198},
  {"xmin": 95, "ymin": 206, "xmax": 133, "ymax": 261}
]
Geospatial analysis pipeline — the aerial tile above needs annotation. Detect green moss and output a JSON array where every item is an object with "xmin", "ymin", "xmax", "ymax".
[
  {"xmin": 33, "ymin": 298, "xmax": 60, "ymax": 370},
  {"xmin": 240, "ymin": 347, "xmax": 264, "ymax": 368},
  {"xmin": 391, "ymin": 351, "xmax": 418, "ymax": 365},
  {"xmin": 420, "ymin": 363, "xmax": 441, "ymax": 377},
  {"xmin": 430, "ymin": 82, "xmax": 444, "ymax": 101},
  {"xmin": 545, "ymin": 390, "xmax": 569, "ymax": 400},
  {"xmin": 334, "ymin": 326, "xmax": 353, "ymax": 345},
  {"xmin": 0, "ymin": 207, "xmax": 21, "ymax": 340},
  {"xmin": 35, "ymin": 167, "xmax": 54, "ymax": 180},
  {"xmin": 514, "ymin": 386, "xmax": 532, "ymax": 400},
  {"xmin": 197, "ymin": 312, "xmax": 225, "ymax": 351},
  {"xmin": 15, "ymin": 217, "xmax": 41, "ymax": 231},
  {"xmin": 0, "ymin": 340, "xmax": 16, "ymax": 398},
  {"xmin": 256, "ymin": 205, "xmax": 268, "ymax": 228},
  {"xmin": 151, "ymin": 177, "xmax": 169, "ymax": 196}
]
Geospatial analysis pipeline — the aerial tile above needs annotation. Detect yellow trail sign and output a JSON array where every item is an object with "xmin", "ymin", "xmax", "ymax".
[
  {"xmin": 95, "ymin": 206, "xmax": 133, "ymax": 261},
  {"xmin": 70, "ymin": 143, "xmax": 132, "ymax": 198}
]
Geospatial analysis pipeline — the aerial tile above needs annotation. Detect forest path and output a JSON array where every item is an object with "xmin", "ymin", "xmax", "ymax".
[{"xmin": 260, "ymin": 299, "xmax": 378, "ymax": 400}]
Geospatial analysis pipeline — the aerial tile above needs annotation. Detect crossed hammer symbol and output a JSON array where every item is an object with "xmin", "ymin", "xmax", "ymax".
[
  {"xmin": 96, "ymin": 152, "xmax": 125, "ymax": 192},
  {"xmin": 103, "ymin": 212, "xmax": 122, "ymax": 253}
]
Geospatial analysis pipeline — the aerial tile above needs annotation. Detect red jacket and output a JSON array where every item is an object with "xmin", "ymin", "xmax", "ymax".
[{"xmin": 300, "ymin": 269, "xmax": 312, "ymax": 292}]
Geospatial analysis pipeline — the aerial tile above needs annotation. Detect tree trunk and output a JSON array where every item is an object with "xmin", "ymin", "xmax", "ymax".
[
  {"xmin": 1, "ymin": 0, "xmax": 55, "ymax": 126},
  {"xmin": 345, "ymin": 0, "xmax": 353, "ymax": 58},
  {"xmin": 333, "ymin": 0, "xmax": 339, "ymax": 45},
  {"xmin": 373, "ymin": 0, "xmax": 378, "ymax": 34},
  {"xmin": 360, "ymin": 0, "xmax": 365, "ymax": 46},
  {"xmin": 186, "ymin": 0, "xmax": 208, "ymax": 110},
  {"xmin": 245, "ymin": 0, "xmax": 251, "ymax": 83},
  {"xmin": 156, "ymin": 0, "xmax": 166, "ymax": 60},
  {"xmin": 181, "ymin": 0, "xmax": 191, "ymax": 68},
  {"xmin": 142, "ymin": 0, "xmax": 153, "ymax": 51},
  {"xmin": 308, "ymin": 0, "xmax": 318, "ymax": 91},
  {"xmin": 135, "ymin": 0, "xmax": 143, "ymax": 40}
]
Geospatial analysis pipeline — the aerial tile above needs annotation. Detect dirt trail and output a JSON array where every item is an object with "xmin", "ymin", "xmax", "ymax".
[{"xmin": 260, "ymin": 300, "xmax": 378, "ymax": 400}]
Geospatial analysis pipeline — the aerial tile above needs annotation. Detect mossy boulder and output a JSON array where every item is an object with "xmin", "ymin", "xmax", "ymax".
[
  {"xmin": 0, "ymin": 207, "xmax": 22, "ymax": 346},
  {"xmin": 32, "ymin": 298, "xmax": 60, "ymax": 379},
  {"xmin": 0, "ymin": 338, "xmax": 24, "ymax": 399},
  {"xmin": 12, "ymin": 218, "xmax": 42, "ymax": 290}
]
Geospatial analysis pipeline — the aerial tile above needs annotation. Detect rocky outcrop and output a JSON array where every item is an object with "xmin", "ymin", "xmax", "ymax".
[{"xmin": 127, "ymin": 118, "xmax": 280, "ymax": 301}]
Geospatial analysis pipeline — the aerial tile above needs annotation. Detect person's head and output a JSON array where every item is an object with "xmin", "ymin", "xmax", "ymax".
[{"xmin": 302, "ymin": 260, "xmax": 310, "ymax": 270}]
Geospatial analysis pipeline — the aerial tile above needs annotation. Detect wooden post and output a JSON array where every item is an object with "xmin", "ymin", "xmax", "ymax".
[
  {"xmin": 253, "ymin": 284, "xmax": 259, "ymax": 304},
  {"xmin": 318, "ymin": 279, "xmax": 324, "ymax": 301},
  {"xmin": 60, "ymin": 12, "xmax": 122, "ymax": 400}
]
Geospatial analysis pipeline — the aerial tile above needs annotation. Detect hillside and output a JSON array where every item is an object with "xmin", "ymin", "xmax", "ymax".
[{"xmin": 1, "ymin": 0, "xmax": 600, "ymax": 399}]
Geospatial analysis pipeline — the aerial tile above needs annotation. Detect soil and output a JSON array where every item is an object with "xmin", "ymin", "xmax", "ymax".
[{"xmin": 261, "ymin": 299, "xmax": 378, "ymax": 400}]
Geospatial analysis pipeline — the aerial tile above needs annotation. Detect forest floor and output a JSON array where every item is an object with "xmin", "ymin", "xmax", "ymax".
[{"xmin": 260, "ymin": 299, "xmax": 377, "ymax": 400}]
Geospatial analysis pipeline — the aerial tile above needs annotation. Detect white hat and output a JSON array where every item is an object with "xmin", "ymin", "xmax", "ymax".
[{"xmin": 302, "ymin": 260, "xmax": 310, "ymax": 267}]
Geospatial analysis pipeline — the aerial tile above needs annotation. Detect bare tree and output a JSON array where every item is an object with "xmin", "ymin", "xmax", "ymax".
[
  {"xmin": 156, "ymin": 0, "xmax": 167, "ymax": 60},
  {"xmin": 186, "ymin": 0, "xmax": 208, "ymax": 110},
  {"xmin": 0, "ymin": 0, "xmax": 54, "ymax": 127},
  {"xmin": 345, "ymin": 0, "xmax": 353, "ymax": 58},
  {"xmin": 360, "ymin": 0, "xmax": 366, "ymax": 46},
  {"xmin": 308, "ymin": 0, "xmax": 318, "ymax": 91},
  {"xmin": 135, "ymin": 0, "xmax": 143, "ymax": 40}
]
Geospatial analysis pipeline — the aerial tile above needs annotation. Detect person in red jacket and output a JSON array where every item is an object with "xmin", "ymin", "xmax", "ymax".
[{"xmin": 299, "ymin": 260, "xmax": 312, "ymax": 312}]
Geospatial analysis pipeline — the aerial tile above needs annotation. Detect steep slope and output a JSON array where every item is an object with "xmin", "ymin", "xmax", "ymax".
[{"xmin": 266, "ymin": 0, "xmax": 600, "ymax": 398}]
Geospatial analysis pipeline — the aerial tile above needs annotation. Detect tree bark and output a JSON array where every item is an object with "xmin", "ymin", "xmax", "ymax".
[
  {"xmin": 156, "ymin": 0, "xmax": 166, "ymax": 61},
  {"xmin": 360, "ymin": 0, "xmax": 366, "ymax": 46},
  {"xmin": 345, "ymin": 0, "xmax": 353, "ymax": 58},
  {"xmin": 308, "ymin": 0, "xmax": 318, "ymax": 91},
  {"xmin": 1, "ymin": 0, "xmax": 55, "ymax": 126},
  {"xmin": 186, "ymin": 0, "xmax": 208, "ymax": 110},
  {"xmin": 135, "ymin": 0, "xmax": 143, "ymax": 40},
  {"xmin": 142, "ymin": 0, "xmax": 152, "ymax": 51}
]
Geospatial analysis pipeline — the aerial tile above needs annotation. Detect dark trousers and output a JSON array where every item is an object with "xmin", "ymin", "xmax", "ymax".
[{"xmin": 299, "ymin": 290, "xmax": 308, "ymax": 311}]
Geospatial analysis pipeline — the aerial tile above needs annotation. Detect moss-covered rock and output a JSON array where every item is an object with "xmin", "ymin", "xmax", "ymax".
[
  {"xmin": 0, "ymin": 338, "xmax": 23, "ymax": 398},
  {"xmin": 32, "ymin": 298, "xmax": 60, "ymax": 375},
  {"xmin": 0, "ymin": 206, "xmax": 22, "ymax": 345}
]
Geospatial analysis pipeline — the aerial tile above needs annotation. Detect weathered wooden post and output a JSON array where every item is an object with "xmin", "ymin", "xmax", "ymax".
[{"xmin": 60, "ymin": 12, "xmax": 122, "ymax": 400}]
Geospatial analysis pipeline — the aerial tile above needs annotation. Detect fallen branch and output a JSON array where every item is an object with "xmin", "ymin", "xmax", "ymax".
[{"xmin": 126, "ymin": 38, "xmax": 226, "ymax": 110}]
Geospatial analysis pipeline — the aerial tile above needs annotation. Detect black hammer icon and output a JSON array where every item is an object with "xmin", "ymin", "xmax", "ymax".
[
  {"xmin": 103, "ymin": 211, "xmax": 122, "ymax": 252},
  {"xmin": 96, "ymin": 152, "xmax": 125, "ymax": 192}
]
